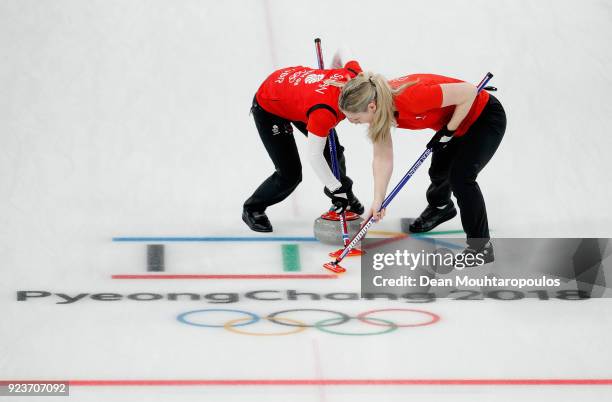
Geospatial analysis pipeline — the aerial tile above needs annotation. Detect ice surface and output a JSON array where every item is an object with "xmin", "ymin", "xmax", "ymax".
[{"xmin": 1, "ymin": 0, "xmax": 612, "ymax": 401}]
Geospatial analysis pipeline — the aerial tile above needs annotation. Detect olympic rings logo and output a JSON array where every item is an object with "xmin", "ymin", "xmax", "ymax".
[{"xmin": 177, "ymin": 308, "xmax": 440, "ymax": 336}]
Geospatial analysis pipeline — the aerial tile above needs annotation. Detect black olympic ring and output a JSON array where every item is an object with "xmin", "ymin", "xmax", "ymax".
[{"xmin": 267, "ymin": 309, "xmax": 351, "ymax": 327}]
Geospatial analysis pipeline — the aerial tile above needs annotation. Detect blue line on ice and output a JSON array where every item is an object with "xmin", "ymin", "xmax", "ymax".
[{"xmin": 112, "ymin": 234, "xmax": 463, "ymax": 249}]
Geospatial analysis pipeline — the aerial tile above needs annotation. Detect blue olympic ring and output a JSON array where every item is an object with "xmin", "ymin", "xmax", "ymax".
[{"xmin": 177, "ymin": 308, "xmax": 259, "ymax": 328}]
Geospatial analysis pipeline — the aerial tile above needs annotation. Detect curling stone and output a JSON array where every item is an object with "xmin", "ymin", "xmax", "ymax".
[{"xmin": 313, "ymin": 211, "xmax": 364, "ymax": 245}]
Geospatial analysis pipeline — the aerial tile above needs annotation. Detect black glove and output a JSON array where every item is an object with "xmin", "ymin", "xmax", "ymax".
[
  {"xmin": 324, "ymin": 183, "xmax": 349, "ymax": 214},
  {"xmin": 427, "ymin": 127, "xmax": 455, "ymax": 151}
]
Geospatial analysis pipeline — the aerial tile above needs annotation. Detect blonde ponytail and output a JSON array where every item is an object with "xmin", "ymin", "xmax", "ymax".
[{"xmin": 328, "ymin": 72, "xmax": 417, "ymax": 143}]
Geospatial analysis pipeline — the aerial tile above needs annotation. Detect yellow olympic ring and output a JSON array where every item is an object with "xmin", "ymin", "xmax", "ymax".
[{"xmin": 224, "ymin": 316, "xmax": 307, "ymax": 336}]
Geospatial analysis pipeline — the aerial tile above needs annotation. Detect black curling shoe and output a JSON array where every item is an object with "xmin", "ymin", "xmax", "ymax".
[
  {"xmin": 408, "ymin": 201, "xmax": 457, "ymax": 233},
  {"xmin": 242, "ymin": 209, "xmax": 273, "ymax": 233},
  {"xmin": 455, "ymin": 241, "xmax": 495, "ymax": 268}
]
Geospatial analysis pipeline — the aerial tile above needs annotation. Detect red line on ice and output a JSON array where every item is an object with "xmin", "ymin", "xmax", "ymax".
[
  {"xmin": 111, "ymin": 274, "xmax": 337, "ymax": 280},
  {"xmin": 58, "ymin": 379, "xmax": 612, "ymax": 386}
]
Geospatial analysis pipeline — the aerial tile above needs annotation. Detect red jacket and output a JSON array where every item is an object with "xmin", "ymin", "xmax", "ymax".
[
  {"xmin": 390, "ymin": 74, "xmax": 489, "ymax": 137},
  {"xmin": 255, "ymin": 61, "xmax": 363, "ymax": 137}
]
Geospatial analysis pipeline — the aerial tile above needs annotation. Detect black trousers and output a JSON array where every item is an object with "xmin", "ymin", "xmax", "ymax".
[
  {"xmin": 426, "ymin": 94, "xmax": 506, "ymax": 248},
  {"xmin": 244, "ymin": 97, "xmax": 353, "ymax": 213}
]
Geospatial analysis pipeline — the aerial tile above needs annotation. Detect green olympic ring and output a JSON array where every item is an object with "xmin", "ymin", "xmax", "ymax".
[{"xmin": 314, "ymin": 316, "xmax": 398, "ymax": 336}]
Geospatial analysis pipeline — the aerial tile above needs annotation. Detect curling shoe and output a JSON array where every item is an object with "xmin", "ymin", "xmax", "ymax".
[
  {"xmin": 408, "ymin": 201, "xmax": 457, "ymax": 233},
  {"xmin": 242, "ymin": 209, "xmax": 273, "ymax": 233},
  {"xmin": 456, "ymin": 241, "xmax": 495, "ymax": 268}
]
